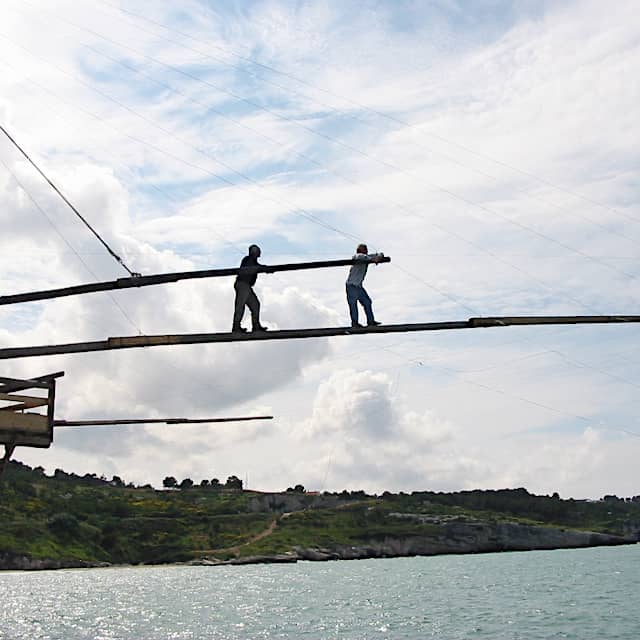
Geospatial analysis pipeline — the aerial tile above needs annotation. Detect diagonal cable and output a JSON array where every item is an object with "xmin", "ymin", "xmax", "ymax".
[{"xmin": 0, "ymin": 124, "xmax": 139, "ymax": 277}]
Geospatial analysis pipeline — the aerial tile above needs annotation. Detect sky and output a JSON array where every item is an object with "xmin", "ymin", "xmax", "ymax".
[{"xmin": 0, "ymin": 0, "xmax": 638, "ymax": 498}]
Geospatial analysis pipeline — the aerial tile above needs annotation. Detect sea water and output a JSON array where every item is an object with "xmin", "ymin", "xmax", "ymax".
[{"xmin": 0, "ymin": 545, "xmax": 638, "ymax": 639}]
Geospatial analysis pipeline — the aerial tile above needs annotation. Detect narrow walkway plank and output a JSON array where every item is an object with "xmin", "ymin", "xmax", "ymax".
[{"xmin": 0, "ymin": 315, "xmax": 638, "ymax": 360}]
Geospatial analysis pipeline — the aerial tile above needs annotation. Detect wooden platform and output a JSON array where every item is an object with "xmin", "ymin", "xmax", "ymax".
[{"xmin": 0, "ymin": 372, "xmax": 63, "ymax": 447}]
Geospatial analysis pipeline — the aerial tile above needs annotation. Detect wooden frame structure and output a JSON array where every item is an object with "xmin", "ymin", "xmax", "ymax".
[
  {"xmin": 0, "ymin": 372, "xmax": 63, "ymax": 475},
  {"xmin": 0, "ymin": 387, "xmax": 273, "ymax": 476},
  {"xmin": 0, "ymin": 372, "xmax": 62, "ymax": 448}
]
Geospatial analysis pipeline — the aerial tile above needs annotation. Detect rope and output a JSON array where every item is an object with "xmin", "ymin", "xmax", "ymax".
[
  {"xmin": 0, "ymin": 124, "xmax": 139, "ymax": 277},
  {"xmin": 0, "ymin": 156, "xmax": 142, "ymax": 333}
]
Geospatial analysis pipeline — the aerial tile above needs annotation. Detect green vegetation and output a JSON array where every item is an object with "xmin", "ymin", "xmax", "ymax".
[
  {"xmin": 0, "ymin": 462, "xmax": 269, "ymax": 565},
  {"xmin": 1, "ymin": 461, "xmax": 639, "ymax": 568},
  {"xmin": 237, "ymin": 506, "xmax": 442, "ymax": 558},
  {"xmin": 378, "ymin": 488, "xmax": 640, "ymax": 535}
]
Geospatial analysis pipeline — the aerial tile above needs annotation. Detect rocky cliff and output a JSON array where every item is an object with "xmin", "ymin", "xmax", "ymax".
[
  {"xmin": 188, "ymin": 517, "xmax": 636, "ymax": 567},
  {"xmin": 0, "ymin": 552, "xmax": 110, "ymax": 571},
  {"xmin": 294, "ymin": 519, "xmax": 635, "ymax": 561}
]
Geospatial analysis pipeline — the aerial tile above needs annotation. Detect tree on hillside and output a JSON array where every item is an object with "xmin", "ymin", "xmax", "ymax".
[
  {"xmin": 286, "ymin": 484, "xmax": 306, "ymax": 493},
  {"xmin": 225, "ymin": 475, "xmax": 243, "ymax": 490},
  {"xmin": 200, "ymin": 479, "xmax": 210, "ymax": 487},
  {"xmin": 179, "ymin": 478, "xmax": 194, "ymax": 489},
  {"xmin": 48, "ymin": 512, "xmax": 80, "ymax": 538},
  {"xmin": 163, "ymin": 476, "xmax": 178, "ymax": 488}
]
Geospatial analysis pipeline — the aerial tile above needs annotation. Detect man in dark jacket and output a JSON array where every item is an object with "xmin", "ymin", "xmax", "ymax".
[{"xmin": 232, "ymin": 244, "xmax": 268, "ymax": 333}]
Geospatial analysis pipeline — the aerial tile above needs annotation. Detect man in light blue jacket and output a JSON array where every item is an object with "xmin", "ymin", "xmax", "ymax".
[{"xmin": 346, "ymin": 244, "xmax": 384, "ymax": 327}]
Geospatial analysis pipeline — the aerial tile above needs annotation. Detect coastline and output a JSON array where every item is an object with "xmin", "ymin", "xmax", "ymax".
[{"xmin": 2, "ymin": 520, "xmax": 636, "ymax": 572}]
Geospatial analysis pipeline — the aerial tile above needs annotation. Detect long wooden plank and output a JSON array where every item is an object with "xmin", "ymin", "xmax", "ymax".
[
  {"xmin": 0, "ymin": 316, "xmax": 638, "ymax": 360},
  {"xmin": 0, "ymin": 372, "xmax": 64, "ymax": 394},
  {"xmin": 0, "ymin": 393, "xmax": 49, "ymax": 411},
  {"xmin": 0, "ymin": 403, "xmax": 46, "ymax": 412},
  {"xmin": 0, "ymin": 257, "xmax": 391, "ymax": 306},
  {"xmin": 54, "ymin": 416, "xmax": 274, "ymax": 426},
  {"xmin": 0, "ymin": 376, "xmax": 49, "ymax": 391}
]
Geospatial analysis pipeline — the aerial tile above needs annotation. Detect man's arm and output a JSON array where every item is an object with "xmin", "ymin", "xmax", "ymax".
[
  {"xmin": 251, "ymin": 259, "xmax": 276, "ymax": 273},
  {"xmin": 357, "ymin": 252, "xmax": 384, "ymax": 264},
  {"xmin": 353, "ymin": 252, "xmax": 384, "ymax": 262}
]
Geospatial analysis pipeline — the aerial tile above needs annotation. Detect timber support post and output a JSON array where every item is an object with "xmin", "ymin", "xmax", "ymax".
[{"xmin": 0, "ymin": 443, "xmax": 16, "ymax": 478}]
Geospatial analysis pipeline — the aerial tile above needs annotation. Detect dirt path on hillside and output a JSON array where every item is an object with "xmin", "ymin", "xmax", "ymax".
[{"xmin": 193, "ymin": 516, "xmax": 280, "ymax": 558}]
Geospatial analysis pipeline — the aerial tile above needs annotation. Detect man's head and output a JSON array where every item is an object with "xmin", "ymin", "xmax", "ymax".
[
  {"xmin": 356, "ymin": 244, "xmax": 368, "ymax": 255},
  {"xmin": 248, "ymin": 244, "xmax": 261, "ymax": 258}
]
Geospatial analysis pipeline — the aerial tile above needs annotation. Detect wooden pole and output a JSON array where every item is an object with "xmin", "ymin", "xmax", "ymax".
[
  {"xmin": 0, "ymin": 444, "xmax": 16, "ymax": 478},
  {"xmin": 54, "ymin": 416, "xmax": 273, "ymax": 427},
  {"xmin": 0, "ymin": 372, "xmax": 64, "ymax": 393},
  {"xmin": 0, "ymin": 316, "xmax": 637, "ymax": 360},
  {"xmin": 0, "ymin": 257, "xmax": 391, "ymax": 306}
]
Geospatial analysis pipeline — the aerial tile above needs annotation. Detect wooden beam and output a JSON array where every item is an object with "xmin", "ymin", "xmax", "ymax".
[
  {"xmin": 54, "ymin": 416, "xmax": 274, "ymax": 427},
  {"xmin": 0, "ymin": 257, "xmax": 391, "ymax": 306},
  {"xmin": 0, "ymin": 372, "xmax": 64, "ymax": 393},
  {"xmin": 0, "ymin": 392, "xmax": 49, "ymax": 411},
  {"xmin": 0, "ymin": 376, "xmax": 48, "ymax": 388},
  {"xmin": 0, "ymin": 316, "xmax": 637, "ymax": 360}
]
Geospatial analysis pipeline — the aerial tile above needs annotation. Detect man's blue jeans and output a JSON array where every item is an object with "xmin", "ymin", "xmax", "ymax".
[{"xmin": 346, "ymin": 284, "xmax": 374, "ymax": 325}]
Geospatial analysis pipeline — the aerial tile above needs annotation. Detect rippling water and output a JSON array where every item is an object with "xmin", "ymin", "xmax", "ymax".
[{"xmin": 0, "ymin": 545, "xmax": 638, "ymax": 639}]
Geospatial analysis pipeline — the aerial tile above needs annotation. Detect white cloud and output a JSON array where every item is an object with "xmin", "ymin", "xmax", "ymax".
[
  {"xmin": 296, "ymin": 369, "xmax": 456, "ymax": 492},
  {"xmin": 1, "ymin": 0, "xmax": 639, "ymax": 497}
]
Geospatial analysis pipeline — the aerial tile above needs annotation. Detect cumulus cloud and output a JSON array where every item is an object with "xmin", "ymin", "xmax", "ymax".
[{"xmin": 295, "ymin": 369, "xmax": 456, "ymax": 492}]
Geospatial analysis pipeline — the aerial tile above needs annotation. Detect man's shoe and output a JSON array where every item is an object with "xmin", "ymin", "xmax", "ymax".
[
  {"xmin": 351, "ymin": 322, "xmax": 363, "ymax": 328},
  {"xmin": 253, "ymin": 325, "xmax": 268, "ymax": 332},
  {"xmin": 232, "ymin": 326, "xmax": 247, "ymax": 333},
  {"xmin": 367, "ymin": 321, "xmax": 382, "ymax": 326}
]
